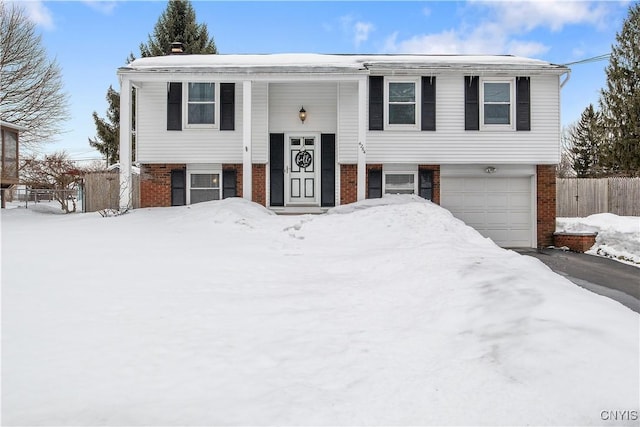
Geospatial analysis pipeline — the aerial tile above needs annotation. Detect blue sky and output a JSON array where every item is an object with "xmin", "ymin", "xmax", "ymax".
[{"xmin": 17, "ymin": 0, "xmax": 633, "ymax": 161}]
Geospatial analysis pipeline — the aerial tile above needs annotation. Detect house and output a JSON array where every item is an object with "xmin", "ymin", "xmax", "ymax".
[
  {"xmin": 117, "ymin": 52, "xmax": 569, "ymax": 248},
  {"xmin": 1, "ymin": 120, "xmax": 24, "ymax": 209}
]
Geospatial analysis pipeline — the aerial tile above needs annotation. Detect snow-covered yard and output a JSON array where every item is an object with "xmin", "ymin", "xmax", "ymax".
[
  {"xmin": 1, "ymin": 196, "xmax": 638, "ymax": 426},
  {"xmin": 557, "ymin": 214, "xmax": 640, "ymax": 266}
]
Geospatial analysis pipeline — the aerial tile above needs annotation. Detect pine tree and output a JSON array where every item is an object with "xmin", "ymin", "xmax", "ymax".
[
  {"xmin": 569, "ymin": 104, "xmax": 604, "ymax": 177},
  {"xmin": 139, "ymin": 0, "xmax": 217, "ymax": 57},
  {"xmin": 88, "ymin": 86, "xmax": 119, "ymax": 166},
  {"xmin": 599, "ymin": 3, "xmax": 640, "ymax": 176},
  {"xmin": 90, "ymin": 0, "xmax": 217, "ymax": 163}
]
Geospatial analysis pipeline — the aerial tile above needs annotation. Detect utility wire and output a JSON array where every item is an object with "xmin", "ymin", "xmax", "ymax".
[{"xmin": 561, "ymin": 53, "xmax": 610, "ymax": 66}]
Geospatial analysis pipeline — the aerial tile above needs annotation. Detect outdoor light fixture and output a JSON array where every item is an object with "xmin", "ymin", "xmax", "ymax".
[
  {"xmin": 485, "ymin": 166, "xmax": 497, "ymax": 174},
  {"xmin": 299, "ymin": 106, "xmax": 307, "ymax": 123}
]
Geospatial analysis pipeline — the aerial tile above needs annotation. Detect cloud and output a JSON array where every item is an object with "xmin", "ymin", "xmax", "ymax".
[
  {"xmin": 354, "ymin": 21, "xmax": 374, "ymax": 47},
  {"xmin": 382, "ymin": 1, "xmax": 614, "ymax": 57},
  {"xmin": 20, "ymin": 0, "xmax": 54, "ymax": 30},
  {"xmin": 82, "ymin": 0, "xmax": 118, "ymax": 15},
  {"xmin": 340, "ymin": 14, "xmax": 375, "ymax": 48}
]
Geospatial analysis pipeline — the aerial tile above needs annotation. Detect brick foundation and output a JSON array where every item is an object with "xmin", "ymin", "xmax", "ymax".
[
  {"xmin": 340, "ymin": 164, "xmax": 357, "ymax": 205},
  {"xmin": 140, "ymin": 164, "xmax": 185, "ymax": 207},
  {"xmin": 252, "ymin": 164, "xmax": 266, "ymax": 206},
  {"xmin": 536, "ymin": 165, "xmax": 556, "ymax": 248},
  {"xmin": 418, "ymin": 164, "xmax": 440, "ymax": 204},
  {"xmin": 554, "ymin": 232, "xmax": 597, "ymax": 253}
]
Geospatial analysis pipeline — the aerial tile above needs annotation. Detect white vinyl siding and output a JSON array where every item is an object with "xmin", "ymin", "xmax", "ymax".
[
  {"xmin": 338, "ymin": 81, "xmax": 358, "ymax": 163},
  {"xmin": 366, "ymin": 74, "xmax": 560, "ymax": 164},
  {"xmin": 136, "ymin": 81, "xmax": 243, "ymax": 164},
  {"xmin": 269, "ymin": 82, "xmax": 337, "ymax": 134},
  {"xmin": 251, "ymin": 81, "xmax": 269, "ymax": 163}
]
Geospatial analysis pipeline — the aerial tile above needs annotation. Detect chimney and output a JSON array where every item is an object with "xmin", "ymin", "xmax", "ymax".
[{"xmin": 169, "ymin": 42, "xmax": 184, "ymax": 55}]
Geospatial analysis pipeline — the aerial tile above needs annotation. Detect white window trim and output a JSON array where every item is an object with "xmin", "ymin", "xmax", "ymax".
[
  {"xmin": 186, "ymin": 166, "xmax": 222, "ymax": 205},
  {"xmin": 184, "ymin": 82, "xmax": 219, "ymax": 129},
  {"xmin": 382, "ymin": 165, "xmax": 418, "ymax": 195},
  {"xmin": 480, "ymin": 77, "xmax": 515, "ymax": 131},
  {"xmin": 384, "ymin": 77, "xmax": 420, "ymax": 130}
]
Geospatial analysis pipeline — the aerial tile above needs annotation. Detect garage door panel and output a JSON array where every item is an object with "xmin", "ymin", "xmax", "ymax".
[
  {"xmin": 485, "ymin": 194, "xmax": 508, "ymax": 207},
  {"xmin": 486, "ymin": 179, "xmax": 509, "ymax": 191},
  {"xmin": 441, "ymin": 176, "xmax": 533, "ymax": 247}
]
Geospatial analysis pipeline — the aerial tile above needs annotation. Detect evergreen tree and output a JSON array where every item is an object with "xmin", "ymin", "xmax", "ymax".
[
  {"xmin": 599, "ymin": 3, "xmax": 640, "ymax": 176},
  {"xmin": 88, "ymin": 86, "xmax": 119, "ymax": 166},
  {"xmin": 139, "ymin": 0, "xmax": 217, "ymax": 57},
  {"xmin": 569, "ymin": 104, "xmax": 604, "ymax": 177},
  {"xmin": 90, "ymin": 0, "xmax": 216, "ymax": 163}
]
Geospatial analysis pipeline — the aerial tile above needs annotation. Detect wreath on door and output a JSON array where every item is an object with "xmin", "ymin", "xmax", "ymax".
[{"xmin": 295, "ymin": 151, "xmax": 312, "ymax": 168}]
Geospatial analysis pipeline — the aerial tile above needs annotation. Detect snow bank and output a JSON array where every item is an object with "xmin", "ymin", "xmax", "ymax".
[
  {"xmin": 2, "ymin": 198, "xmax": 638, "ymax": 426},
  {"xmin": 557, "ymin": 214, "xmax": 640, "ymax": 266}
]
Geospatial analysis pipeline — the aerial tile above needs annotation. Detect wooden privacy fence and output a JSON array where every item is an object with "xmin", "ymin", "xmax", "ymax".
[
  {"xmin": 556, "ymin": 177, "xmax": 640, "ymax": 217},
  {"xmin": 83, "ymin": 172, "xmax": 139, "ymax": 212}
]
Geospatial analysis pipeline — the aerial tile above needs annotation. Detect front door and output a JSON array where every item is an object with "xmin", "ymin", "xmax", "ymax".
[{"xmin": 287, "ymin": 136, "xmax": 318, "ymax": 205}]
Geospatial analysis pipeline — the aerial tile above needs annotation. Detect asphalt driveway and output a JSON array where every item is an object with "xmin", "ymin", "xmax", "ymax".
[{"xmin": 514, "ymin": 248, "xmax": 640, "ymax": 313}]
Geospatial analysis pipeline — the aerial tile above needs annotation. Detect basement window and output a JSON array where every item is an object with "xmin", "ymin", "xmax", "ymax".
[{"xmin": 189, "ymin": 173, "xmax": 220, "ymax": 204}]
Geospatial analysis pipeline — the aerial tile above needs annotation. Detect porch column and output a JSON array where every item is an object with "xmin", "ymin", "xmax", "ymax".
[
  {"xmin": 243, "ymin": 80, "xmax": 252, "ymax": 200},
  {"xmin": 119, "ymin": 76, "xmax": 132, "ymax": 210},
  {"xmin": 357, "ymin": 77, "xmax": 367, "ymax": 200}
]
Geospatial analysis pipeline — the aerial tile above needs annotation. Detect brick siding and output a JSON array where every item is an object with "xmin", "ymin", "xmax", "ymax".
[
  {"xmin": 536, "ymin": 165, "xmax": 556, "ymax": 248},
  {"xmin": 252, "ymin": 164, "xmax": 266, "ymax": 206},
  {"xmin": 140, "ymin": 163, "xmax": 185, "ymax": 208},
  {"xmin": 340, "ymin": 164, "xmax": 357, "ymax": 205}
]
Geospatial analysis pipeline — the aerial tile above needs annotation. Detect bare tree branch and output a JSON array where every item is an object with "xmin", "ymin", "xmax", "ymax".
[{"xmin": 0, "ymin": 1, "xmax": 70, "ymax": 152}]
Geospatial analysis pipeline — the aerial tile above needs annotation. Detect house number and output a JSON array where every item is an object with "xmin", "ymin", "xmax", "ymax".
[{"xmin": 295, "ymin": 151, "xmax": 312, "ymax": 168}]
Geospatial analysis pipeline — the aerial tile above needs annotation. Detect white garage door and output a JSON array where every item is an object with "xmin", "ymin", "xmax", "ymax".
[{"xmin": 440, "ymin": 177, "xmax": 533, "ymax": 247}]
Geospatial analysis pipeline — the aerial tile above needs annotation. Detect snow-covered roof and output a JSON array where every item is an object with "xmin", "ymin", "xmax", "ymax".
[{"xmin": 120, "ymin": 53, "xmax": 568, "ymax": 75}]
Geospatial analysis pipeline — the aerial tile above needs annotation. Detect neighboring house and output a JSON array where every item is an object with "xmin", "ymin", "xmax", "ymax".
[
  {"xmin": 1, "ymin": 120, "xmax": 24, "ymax": 209},
  {"xmin": 117, "ymin": 52, "xmax": 569, "ymax": 248}
]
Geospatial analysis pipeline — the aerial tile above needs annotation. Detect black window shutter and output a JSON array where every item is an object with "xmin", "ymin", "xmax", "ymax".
[
  {"xmin": 171, "ymin": 169, "xmax": 185, "ymax": 206},
  {"xmin": 320, "ymin": 134, "xmax": 335, "ymax": 207},
  {"xmin": 222, "ymin": 169, "xmax": 236, "ymax": 198},
  {"xmin": 369, "ymin": 76, "xmax": 384, "ymax": 131},
  {"xmin": 220, "ymin": 83, "xmax": 235, "ymax": 131},
  {"xmin": 167, "ymin": 82, "xmax": 182, "ymax": 131},
  {"xmin": 269, "ymin": 133, "xmax": 285, "ymax": 207},
  {"xmin": 419, "ymin": 170, "xmax": 433, "ymax": 200},
  {"xmin": 516, "ymin": 77, "xmax": 531, "ymax": 131},
  {"xmin": 421, "ymin": 76, "xmax": 436, "ymax": 131},
  {"xmin": 464, "ymin": 76, "xmax": 479, "ymax": 131},
  {"xmin": 367, "ymin": 169, "xmax": 382, "ymax": 199}
]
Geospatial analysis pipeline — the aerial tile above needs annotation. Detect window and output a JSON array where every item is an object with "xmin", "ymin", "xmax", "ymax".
[
  {"xmin": 187, "ymin": 83, "xmax": 215, "ymax": 126},
  {"xmin": 387, "ymin": 80, "xmax": 418, "ymax": 126},
  {"xmin": 481, "ymin": 79, "xmax": 514, "ymax": 128},
  {"xmin": 384, "ymin": 173, "xmax": 416, "ymax": 195},
  {"xmin": 189, "ymin": 173, "xmax": 220, "ymax": 204}
]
